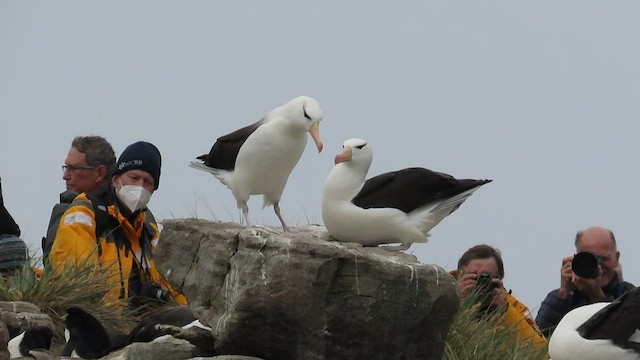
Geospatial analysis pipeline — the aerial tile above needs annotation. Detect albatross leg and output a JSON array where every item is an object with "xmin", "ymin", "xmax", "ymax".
[
  {"xmin": 273, "ymin": 203, "xmax": 306, "ymax": 238},
  {"xmin": 242, "ymin": 204, "xmax": 251, "ymax": 226}
]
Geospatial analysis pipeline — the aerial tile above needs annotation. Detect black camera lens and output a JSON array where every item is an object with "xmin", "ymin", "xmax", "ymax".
[{"xmin": 571, "ymin": 252, "xmax": 601, "ymax": 279}]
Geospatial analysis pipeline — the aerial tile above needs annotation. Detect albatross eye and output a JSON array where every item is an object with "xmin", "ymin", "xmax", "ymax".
[
  {"xmin": 356, "ymin": 144, "xmax": 366, "ymax": 149},
  {"xmin": 303, "ymin": 110, "xmax": 312, "ymax": 120}
]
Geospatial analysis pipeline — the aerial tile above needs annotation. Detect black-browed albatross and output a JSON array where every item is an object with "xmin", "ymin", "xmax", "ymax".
[
  {"xmin": 548, "ymin": 286, "xmax": 640, "ymax": 360},
  {"xmin": 190, "ymin": 96, "xmax": 323, "ymax": 234},
  {"xmin": 322, "ymin": 138, "xmax": 491, "ymax": 251}
]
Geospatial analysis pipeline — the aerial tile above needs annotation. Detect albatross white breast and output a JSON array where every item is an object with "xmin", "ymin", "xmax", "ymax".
[
  {"xmin": 190, "ymin": 96, "xmax": 323, "ymax": 234},
  {"xmin": 322, "ymin": 138, "xmax": 491, "ymax": 250},
  {"xmin": 549, "ymin": 286, "xmax": 640, "ymax": 360}
]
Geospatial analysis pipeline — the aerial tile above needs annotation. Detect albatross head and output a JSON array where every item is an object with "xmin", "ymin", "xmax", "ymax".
[
  {"xmin": 276, "ymin": 96, "xmax": 324, "ymax": 153},
  {"xmin": 335, "ymin": 138, "xmax": 373, "ymax": 172}
]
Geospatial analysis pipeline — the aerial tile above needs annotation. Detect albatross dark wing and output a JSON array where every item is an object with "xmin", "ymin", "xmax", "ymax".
[
  {"xmin": 352, "ymin": 167, "xmax": 491, "ymax": 213},
  {"xmin": 577, "ymin": 287, "xmax": 640, "ymax": 351},
  {"xmin": 197, "ymin": 119, "xmax": 264, "ymax": 171}
]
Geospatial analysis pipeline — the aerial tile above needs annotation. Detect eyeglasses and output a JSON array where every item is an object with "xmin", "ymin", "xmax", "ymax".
[{"xmin": 62, "ymin": 165, "xmax": 98, "ymax": 174}]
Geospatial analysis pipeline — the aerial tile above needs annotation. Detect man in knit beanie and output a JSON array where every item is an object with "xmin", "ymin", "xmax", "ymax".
[
  {"xmin": 113, "ymin": 141, "xmax": 161, "ymax": 191},
  {"xmin": 110, "ymin": 141, "xmax": 161, "ymax": 213}
]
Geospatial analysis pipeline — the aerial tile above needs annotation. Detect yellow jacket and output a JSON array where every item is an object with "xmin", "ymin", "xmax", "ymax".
[
  {"xmin": 49, "ymin": 192, "xmax": 186, "ymax": 305},
  {"xmin": 503, "ymin": 292, "xmax": 547, "ymax": 348},
  {"xmin": 450, "ymin": 270, "xmax": 547, "ymax": 348}
]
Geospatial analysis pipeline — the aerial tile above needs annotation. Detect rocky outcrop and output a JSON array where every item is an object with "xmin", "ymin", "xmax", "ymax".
[{"xmin": 156, "ymin": 219, "xmax": 459, "ymax": 360}]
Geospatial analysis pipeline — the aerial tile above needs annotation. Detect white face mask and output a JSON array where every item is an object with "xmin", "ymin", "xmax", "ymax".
[{"xmin": 116, "ymin": 181, "xmax": 152, "ymax": 213}]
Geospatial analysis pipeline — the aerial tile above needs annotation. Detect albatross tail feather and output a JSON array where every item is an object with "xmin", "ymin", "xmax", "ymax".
[
  {"xmin": 189, "ymin": 161, "xmax": 217, "ymax": 174},
  {"xmin": 189, "ymin": 161, "xmax": 232, "ymax": 187}
]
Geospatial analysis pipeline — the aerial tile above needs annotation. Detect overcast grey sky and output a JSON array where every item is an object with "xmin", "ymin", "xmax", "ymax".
[{"xmin": 2, "ymin": 1, "xmax": 639, "ymax": 317}]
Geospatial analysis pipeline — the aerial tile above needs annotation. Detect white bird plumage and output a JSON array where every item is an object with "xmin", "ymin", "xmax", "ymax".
[
  {"xmin": 322, "ymin": 138, "xmax": 491, "ymax": 250},
  {"xmin": 190, "ymin": 96, "xmax": 323, "ymax": 233},
  {"xmin": 549, "ymin": 287, "xmax": 640, "ymax": 360}
]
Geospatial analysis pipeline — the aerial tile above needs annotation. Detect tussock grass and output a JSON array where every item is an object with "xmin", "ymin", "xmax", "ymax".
[{"xmin": 444, "ymin": 290, "xmax": 549, "ymax": 360}]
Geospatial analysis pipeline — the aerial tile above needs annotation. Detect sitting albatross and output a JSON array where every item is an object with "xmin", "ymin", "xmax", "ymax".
[
  {"xmin": 190, "ymin": 96, "xmax": 323, "ymax": 234},
  {"xmin": 322, "ymin": 138, "xmax": 491, "ymax": 251},
  {"xmin": 549, "ymin": 286, "xmax": 640, "ymax": 360}
]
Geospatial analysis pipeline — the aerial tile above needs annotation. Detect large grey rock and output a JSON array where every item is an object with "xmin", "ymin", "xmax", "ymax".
[
  {"xmin": 103, "ymin": 337, "xmax": 200, "ymax": 360},
  {"xmin": 156, "ymin": 219, "xmax": 459, "ymax": 360}
]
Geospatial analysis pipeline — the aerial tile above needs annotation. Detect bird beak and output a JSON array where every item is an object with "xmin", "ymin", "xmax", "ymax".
[
  {"xmin": 308, "ymin": 121, "xmax": 323, "ymax": 153},
  {"xmin": 334, "ymin": 145, "xmax": 352, "ymax": 164}
]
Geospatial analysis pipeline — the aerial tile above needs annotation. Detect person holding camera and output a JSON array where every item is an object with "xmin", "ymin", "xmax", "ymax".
[
  {"xmin": 453, "ymin": 244, "xmax": 547, "ymax": 348},
  {"xmin": 535, "ymin": 226, "xmax": 634, "ymax": 337}
]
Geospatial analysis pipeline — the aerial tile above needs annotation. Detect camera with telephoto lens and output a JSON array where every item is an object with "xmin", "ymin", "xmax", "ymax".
[{"xmin": 571, "ymin": 252, "xmax": 603, "ymax": 279}]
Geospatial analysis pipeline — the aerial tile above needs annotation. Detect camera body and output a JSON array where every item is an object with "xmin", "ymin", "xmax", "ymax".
[
  {"xmin": 476, "ymin": 272, "xmax": 494, "ymax": 289},
  {"xmin": 474, "ymin": 272, "xmax": 497, "ymax": 312}
]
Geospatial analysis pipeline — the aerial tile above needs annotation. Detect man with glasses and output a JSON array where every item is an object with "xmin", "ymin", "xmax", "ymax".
[
  {"xmin": 42, "ymin": 136, "xmax": 116, "ymax": 264},
  {"xmin": 535, "ymin": 226, "xmax": 635, "ymax": 337}
]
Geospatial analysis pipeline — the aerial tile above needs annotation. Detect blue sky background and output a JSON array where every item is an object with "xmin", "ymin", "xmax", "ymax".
[{"xmin": 2, "ymin": 1, "xmax": 640, "ymax": 317}]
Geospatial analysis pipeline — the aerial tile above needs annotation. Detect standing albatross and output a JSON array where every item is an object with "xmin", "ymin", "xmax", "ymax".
[
  {"xmin": 322, "ymin": 138, "xmax": 491, "ymax": 250},
  {"xmin": 190, "ymin": 96, "xmax": 323, "ymax": 234}
]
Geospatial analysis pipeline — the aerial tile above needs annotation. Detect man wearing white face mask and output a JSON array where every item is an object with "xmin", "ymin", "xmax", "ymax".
[{"xmin": 49, "ymin": 141, "xmax": 187, "ymax": 305}]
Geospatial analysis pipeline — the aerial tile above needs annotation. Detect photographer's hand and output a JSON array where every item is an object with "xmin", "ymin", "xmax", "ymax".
[
  {"xmin": 572, "ymin": 266, "xmax": 606, "ymax": 301},
  {"xmin": 456, "ymin": 272, "xmax": 479, "ymax": 298},
  {"xmin": 558, "ymin": 256, "xmax": 574, "ymax": 299},
  {"xmin": 489, "ymin": 278, "xmax": 507, "ymax": 308}
]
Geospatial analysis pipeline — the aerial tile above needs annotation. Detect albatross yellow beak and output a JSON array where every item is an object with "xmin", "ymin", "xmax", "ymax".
[
  {"xmin": 334, "ymin": 145, "xmax": 352, "ymax": 165},
  {"xmin": 308, "ymin": 121, "xmax": 323, "ymax": 153}
]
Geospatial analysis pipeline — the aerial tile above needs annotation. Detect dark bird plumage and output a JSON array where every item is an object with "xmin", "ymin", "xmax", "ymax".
[
  {"xmin": 63, "ymin": 306, "xmax": 214, "ymax": 358},
  {"xmin": 353, "ymin": 167, "xmax": 491, "ymax": 214},
  {"xmin": 197, "ymin": 120, "xmax": 264, "ymax": 171},
  {"xmin": 63, "ymin": 307, "xmax": 111, "ymax": 359}
]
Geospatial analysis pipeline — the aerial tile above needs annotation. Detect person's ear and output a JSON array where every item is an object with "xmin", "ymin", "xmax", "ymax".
[
  {"xmin": 96, "ymin": 165, "xmax": 108, "ymax": 182},
  {"xmin": 111, "ymin": 175, "xmax": 120, "ymax": 188}
]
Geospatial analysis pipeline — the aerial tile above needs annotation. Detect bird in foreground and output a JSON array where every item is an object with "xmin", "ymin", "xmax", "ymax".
[
  {"xmin": 548, "ymin": 286, "xmax": 640, "ymax": 360},
  {"xmin": 7, "ymin": 327, "xmax": 53, "ymax": 359},
  {"xmin": 63, "ymin": 306, "xmax": 215, "ymax": 358},
  {"xmin": 322, "ymin": 138, "xmax": 491, "ymax": 251},
  {"xmin": 190, "ymin": 96, "xmax": 323, "ymax": 235}
]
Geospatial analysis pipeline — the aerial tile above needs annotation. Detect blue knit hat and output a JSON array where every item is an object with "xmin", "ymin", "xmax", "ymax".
[
  {"xmin": 0, "ymin": 234, "xmax": 28, "ymax": 270},
  {"xmin": 113, "ymin": 141, "xmax": 162, "ymax": 189}
]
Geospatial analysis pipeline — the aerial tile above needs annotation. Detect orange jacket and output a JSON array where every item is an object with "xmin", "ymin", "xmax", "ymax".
[
  {"xmin": 450, "ymin": 269, "xmax": 547, "ymax": 348},
  {"xmin": 503, "ymin": 292, "xmax": 548, "ymax": 348},
  {"xmin": 49, "ymin": 192, "xmax": 186, "ymax": 305}
]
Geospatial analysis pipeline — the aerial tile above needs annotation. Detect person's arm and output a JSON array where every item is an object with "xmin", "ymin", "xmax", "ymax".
[
  {"xmin": 145, "ymin": 216, "xmax": 188, "ymax": 305},
  {"xmin": 535, "ymin": 289, "xmax": 571, "ymax": 336},
  {"xmin": 0, "ymin": 178, "xmax": 20, "ymax": 236},
  {"xmin": 49, "ymin": 196, "xmax": 100, "ymax": 271}
]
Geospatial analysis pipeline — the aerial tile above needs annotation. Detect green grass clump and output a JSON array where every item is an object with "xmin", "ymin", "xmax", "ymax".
[{"xmin": 444, "ymin": 290, "xmax": 549, "ymax": 360}]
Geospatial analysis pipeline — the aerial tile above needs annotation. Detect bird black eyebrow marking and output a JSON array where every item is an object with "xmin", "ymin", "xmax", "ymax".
[
  {"xmin": 356, "ymin": 144, "xmax": 366, "ymax": 149},
  {"xmin": 303, "ymin": 108, "xmax": 311, "ymax": 120}
]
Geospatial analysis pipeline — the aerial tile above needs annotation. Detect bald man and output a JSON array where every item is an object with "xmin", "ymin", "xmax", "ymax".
[{"xmin": 535, "ymin": 226, "xmax": 634, "ymax": 337}]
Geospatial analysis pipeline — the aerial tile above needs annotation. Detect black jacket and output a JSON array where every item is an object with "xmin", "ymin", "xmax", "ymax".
[{"xmin": 0, "ymin": 178, "xmax": 20, "ymax": 236}]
